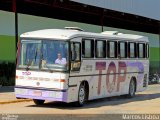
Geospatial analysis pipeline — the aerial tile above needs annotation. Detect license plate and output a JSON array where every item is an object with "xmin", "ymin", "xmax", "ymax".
[
  {"xmin": 33, "ymin": 90, "xmax": 42, "ymax": 96},
  {"xmin": 15, "ymin": 89, "xmax": 27, "ymax": 95}
]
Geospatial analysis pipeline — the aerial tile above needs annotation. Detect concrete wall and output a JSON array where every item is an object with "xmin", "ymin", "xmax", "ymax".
[
  {"xmin": 0, "ymin": 10, "xmax": 15, "ymax": 61},
  {"xmin": 18, "ymin": 14, "xmax": 101, "ymax": 35}
]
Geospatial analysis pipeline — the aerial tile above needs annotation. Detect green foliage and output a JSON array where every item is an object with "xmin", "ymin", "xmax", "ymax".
[
  {"xmin": 150, "ymin": 61, "xmax": 160, "ymax": 74},
  {"xmin": 0, "ymin": 35, "xmax": 16, "ymax": 61},
  {"xmin": 0, "ymin": 62, "xmax": 15, "ymax": 86}
]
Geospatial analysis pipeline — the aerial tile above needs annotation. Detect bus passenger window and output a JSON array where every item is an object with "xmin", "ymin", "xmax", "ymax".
[
  {"xmin": 128, "ymin": 42, "xmax": 136, "ymax": 58},
  {"xmin": 82, "ymin": 39, "xmax": 94, "ymax": 58},
  {"xmin": 118, "ymin": 42, "xmax": 127, "ymax": 58},
  {"xmin": 95, "ymin": 40, "xmax": 106, "ymax": 58},
  {"xmin": 138, "ymin": 43, "xmax": 145, "ymax": 58},
  {"xmin": 107, "ymin": 41, "xmax": 117, "ymax": 58}
]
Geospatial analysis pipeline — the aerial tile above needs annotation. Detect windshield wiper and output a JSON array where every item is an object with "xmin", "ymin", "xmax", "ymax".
[
  {"xmin": 34, "ymin": 49, "xmax": 38, "ymax": 63},
  {"xmin": 26, "ymin": 60, "xmax": 32, "ymax": 71},
  {"xmin": 25, "ymin": 50, "xmax": 38, "ymax": 71}
]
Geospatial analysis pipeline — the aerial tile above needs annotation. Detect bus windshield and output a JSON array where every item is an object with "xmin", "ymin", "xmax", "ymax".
[{"xmin": 17, "ymin": 39, "xmax": 69, "ymax": 71}]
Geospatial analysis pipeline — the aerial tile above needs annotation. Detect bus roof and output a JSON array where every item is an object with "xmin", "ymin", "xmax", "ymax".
[{"xmin": 20, "ymin": 29, "xmax": 149, "ymax": 42}]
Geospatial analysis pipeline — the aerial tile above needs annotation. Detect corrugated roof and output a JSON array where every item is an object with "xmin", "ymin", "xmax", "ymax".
[{"xmin": 71, "ymin": 0, "xmax": 160, "ymax": 21}]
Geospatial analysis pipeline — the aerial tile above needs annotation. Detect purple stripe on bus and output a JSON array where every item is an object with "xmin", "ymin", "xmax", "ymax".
[
  {"xmin": 15, "ymin": 88, "xmax": 68, "ymax": 102},
  {"xmin": 62, "ymin": 91, "xmax": 68, "ymax": 102},
  {"xmin": 16, "ymin": 94, "xmax": 66, "ymax": 102},
  {"xmin": 127, "ymin": 61, "xmax": 144, "ymax": 84}
]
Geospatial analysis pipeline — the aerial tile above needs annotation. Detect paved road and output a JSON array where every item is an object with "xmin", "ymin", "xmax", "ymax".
[{"xmin": 0, "ymin": 84, "xmax": 160, "ymax": 119}]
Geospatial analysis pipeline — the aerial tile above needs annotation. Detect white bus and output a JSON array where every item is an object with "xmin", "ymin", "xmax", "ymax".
[{"xmin": 15, "ymin": 28, "xmax": 149, "ymax": 106}]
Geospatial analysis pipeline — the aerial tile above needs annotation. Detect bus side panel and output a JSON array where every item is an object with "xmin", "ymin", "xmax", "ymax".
[
  {"xmin": 136, "ymin": 60, "xmax": 149, "ymax": 92},
  {"xmin": 68, "ymin": 59, "xmax": 148, "ymax": 102},
  {"xmin": 68, "ymin": 60, "xmax": 127, "ymax": 102}
]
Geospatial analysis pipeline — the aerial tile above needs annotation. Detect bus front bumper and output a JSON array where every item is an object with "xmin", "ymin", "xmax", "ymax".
[{"xmin": 15, "ymin": 87, "xmax": 68, "ymax": 102}]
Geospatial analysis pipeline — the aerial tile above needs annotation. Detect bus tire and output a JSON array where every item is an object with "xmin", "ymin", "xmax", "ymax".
[
  {"xmin": 75, "ymin": 83, "xmax": 87, "ymax": 107},
  {"xmin": 127, "ymin": 78, "xmax": 136, "ymax": 98},
  {"xmin": 33, "ymin": 99, "xmax": 45, "ymax": 105}
]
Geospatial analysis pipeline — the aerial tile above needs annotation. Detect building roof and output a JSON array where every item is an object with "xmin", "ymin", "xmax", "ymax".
[{"xmin": 20, "ymin": 29, "xmax": 149, "ymax": 42}]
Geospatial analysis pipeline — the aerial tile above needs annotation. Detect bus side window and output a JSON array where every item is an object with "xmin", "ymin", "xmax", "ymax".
[
  {"xmin": 71, "ymin": 42, "xmax": 81, "ymax": 71},
  {"xmin": 95, "ymin": 40, "xmax": 106, "ymax": 58},
  {"xmin": 118, "ymin": 41, "xmax": 127, "ymax": 58},
  {"xmin": 128, "ymin": 42, "xmax": 136, "ymax": 58},
  {"xmin": 107, "ymin": 41, "xmax": 117, "ymax": 58},
  {"xmin": 82, "ymin": 39, "xmax": 94, "ymax": 58},
  {"xmin": 137, "ymin": 43, "xmax": 145, "ymax": 58}
]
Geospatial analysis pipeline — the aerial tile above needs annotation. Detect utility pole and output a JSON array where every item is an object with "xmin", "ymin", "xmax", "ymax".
[
  {"xmin": 13, "ymin": 0, "xmax": 18, "ymax": 52},
  {"xmin": 159, "ymin": 22, "xmax": 160, "ymax": 73},
  {"xmin": 12, "ymin": 0, "xmax": 18, "ymax": 85},
  {"xmin": 101, "ymin": 9, "xmax": 104, "ymax": 32}
]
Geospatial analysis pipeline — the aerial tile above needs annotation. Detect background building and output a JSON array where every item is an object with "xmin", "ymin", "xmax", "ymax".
[{"xmin": 0, "ymin": 0, "xmax": 159, "ymax": 74}]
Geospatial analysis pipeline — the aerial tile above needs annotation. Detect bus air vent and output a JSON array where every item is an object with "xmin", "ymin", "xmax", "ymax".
[
  {"xmin": 64, "ymin": 27, "xmax": 84, "ymax": 31},
  {"xmin": 101, "ymin": 31, "xmax": 119, "ymax": 35}
]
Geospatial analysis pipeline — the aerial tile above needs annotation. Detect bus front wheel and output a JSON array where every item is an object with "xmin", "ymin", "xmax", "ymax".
[
  {"xmin": 33, "ymin": 99, "xmax": 45, "ymax": 105},
  {"xmin": 75, "ymin": 83, "xmax": 87, "ymax": 107}
]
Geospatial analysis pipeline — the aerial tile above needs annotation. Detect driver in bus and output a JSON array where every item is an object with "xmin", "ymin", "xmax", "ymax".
[{"xmin": 55, "ymin": 53, "xmax": 67, "ymax": 65}]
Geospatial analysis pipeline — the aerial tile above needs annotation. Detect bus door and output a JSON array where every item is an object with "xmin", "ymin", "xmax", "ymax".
[{"xmin": 69, "ymin": 42, "xmax": 81, "ymax": 85}]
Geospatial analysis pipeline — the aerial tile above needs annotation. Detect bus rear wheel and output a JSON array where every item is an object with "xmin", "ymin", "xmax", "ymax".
[
  {"xmin": 127, "ymin": 79, "xmax": 136, "ymax": 98},
  {"xmin": 33, "ymin": 99, "xmax": 45, "ymax": 105}
]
